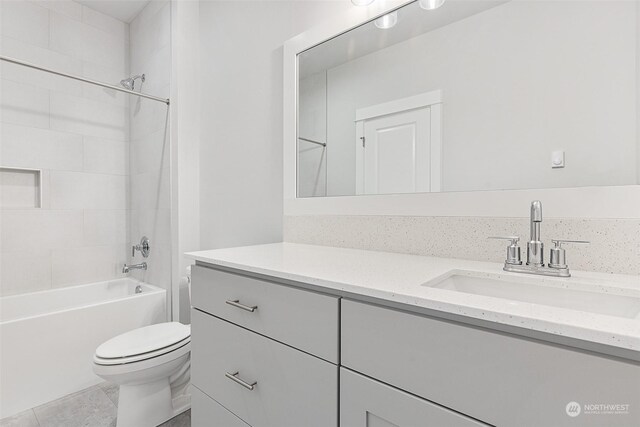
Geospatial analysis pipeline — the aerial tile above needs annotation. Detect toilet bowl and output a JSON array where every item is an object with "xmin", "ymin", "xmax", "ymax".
[{"xmin": 93, "ymin": 322, "xmax": 191, "ymax": 427}]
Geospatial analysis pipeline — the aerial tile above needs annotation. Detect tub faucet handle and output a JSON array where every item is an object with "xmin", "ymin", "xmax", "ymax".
[{"xmin": 132, "ymin": 236, "xmax": 150, "ymax": 258}]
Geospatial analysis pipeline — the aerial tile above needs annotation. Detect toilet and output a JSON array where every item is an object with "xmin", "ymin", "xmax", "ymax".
[
  {"xmin": 93, "ymin": 322, "xmax": 191, "ymax": 427},
  {"xmin": 94, "ymin": 267, "xmax": 193, "ymax": 426}
]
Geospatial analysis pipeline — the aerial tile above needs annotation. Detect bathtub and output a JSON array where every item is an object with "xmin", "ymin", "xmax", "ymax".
[{"xmin": 0, "ymin": 278, "xmax": 166, "ymax": 418}]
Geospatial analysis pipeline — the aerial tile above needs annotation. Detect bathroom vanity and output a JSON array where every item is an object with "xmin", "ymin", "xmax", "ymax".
[{"xmin": 187, "ymin": 243, "xmax": 640, "ymax": 427}]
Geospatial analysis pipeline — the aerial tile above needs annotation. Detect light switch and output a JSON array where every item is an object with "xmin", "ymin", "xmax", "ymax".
[{"xmin": 551, "ymin": 150, "xmax": 565, "ymax": 168}]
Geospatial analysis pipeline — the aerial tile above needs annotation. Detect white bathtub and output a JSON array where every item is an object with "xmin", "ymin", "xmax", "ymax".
[{"xmin": 0, "ymin": 278, "xmax": 166, "ymax": 418}]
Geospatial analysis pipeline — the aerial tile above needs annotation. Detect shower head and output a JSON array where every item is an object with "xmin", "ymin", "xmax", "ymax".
[{"xmin": 120, "ymin": 74, "xmax": 145, "ymax": 90}]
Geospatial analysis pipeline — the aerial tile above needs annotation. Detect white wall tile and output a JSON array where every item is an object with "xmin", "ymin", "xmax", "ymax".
[
  {"xmin": 130, "ymin": 169, "xmax": 170, "ymax": 211},
  {"xmin": 0, "ymin": 250, "xmax": 52, "ymax": 296},
  {"xmin": 39, "ymin": 169, "xmax": 52, "ymax": 209},
  {"xmin": 0, "ymin": 0, "xmax": 133, "ymax": 296},
  {"xmin": 1, "ymin": 210, "xmax": 83, "ymax": 252},
  {"xmin": 48, "ymin": 11, "xmax": 84, "ymax": 58},
  {"xmin": 48, "ymin": 92, "xmax": 86, "ymax": 135},
  {"xmin": 33, "ymin": 0, "xmax": 82, "ymax": 21},
  {"xmin": 82, "ymin": 24, "xmax": 128, "ymax": 72},
  {"xmin": 49, "ymin": 10, "xmax": 128, "ymax": 71},
  {"xmin": 130, "ymin": 96, "xmax": 169, "ymax": 140},
  {"xmin": 127, "ymin": 0, "xmax": 172, "ymax": 299},
  {"xmin": 130, "ymin": 0, "xmax": 170, "ymax": 67},
  {"xmin": 81, "ymin": 5, "xmax": 128, "ymax": 40},
  {"xmin": 0, "ymin": 79, "xmax": 50, "ymax": 128},
  {"xmin": 83, "ymin": 136, "xmax": 128, "ymax": 175},
  {"xmin": 129, "ymin": 208, "xmax": 171, "ymax": 288},
  {"xmin": 1, "ymin": 124, "xmax": 83, "ymax": 171},
  {"xmin": 130, "ymin": 44, "xmax": 171, "ymax": 94},
  {"xmin": 50, "ymin": 93, "xmax": 129, "ymax": 141},
  {"xmin": 51, "ymin": 244, "xmax": 126, "ymax": 287},
  {"xmin": 81, "ymin": 62, "xmax": 130, "ymax": 107},
  {"xmin": 0, "ymin": 36, "xmax": 83, "ymax": 95},
  {"xmin": 1, "ymin": 0, "xmax": 50, "ymax": 48},
  {"xmin": 49, "ymin": 171, "xmax": 127, "ymax": 210},
  {"xmin": 82, "ymin": 97, "xmax": 129, "ymax": 141},
  {"xmin": 130, "ymin": 127, "xmax": 169, "ymax": 175},
  {"xmin": 0, "ymin": 168, "xmax": 41, "ymax": 208},
  {"xmin": 83, "ymin": 210, "xmax": 128, "ymax": 246}
]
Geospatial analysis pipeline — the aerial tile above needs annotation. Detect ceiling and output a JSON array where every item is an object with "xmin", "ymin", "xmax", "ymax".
[{"xmin": 76, "ymin": 0, "xmax": 151, "ymax": 23}]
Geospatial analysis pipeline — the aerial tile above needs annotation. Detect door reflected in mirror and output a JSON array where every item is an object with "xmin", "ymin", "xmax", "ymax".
[{"xmin": 296, "ymin": 0, "xmax": 640, "ymax": 197}]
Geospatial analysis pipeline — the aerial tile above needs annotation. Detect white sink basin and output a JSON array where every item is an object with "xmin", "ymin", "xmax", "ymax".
[{"xmin": 423, "ymin": 271, "xmax": 640, "ymax": 319}]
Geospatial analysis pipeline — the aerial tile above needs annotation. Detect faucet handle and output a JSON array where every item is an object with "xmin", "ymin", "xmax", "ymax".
[
  {"xmin": 489, "ymin": 236, "xmax": 520, "ymax": 244},
  {"xmin": 132, "ymin": 236, "xmax": 150, "ymax": 258},
  {"xmin": 549, "ymin": 239, "xmax": 589, "ymax": 269},
  {"xmin": 551, "ymin": 239, "xmax": 590, "ymax": 246},
  {"xmin": 488, "ymin": 236, "xmax": 522, "ymax": 265}
]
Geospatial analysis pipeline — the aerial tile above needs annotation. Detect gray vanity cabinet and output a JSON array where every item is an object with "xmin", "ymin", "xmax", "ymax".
[
  {"xmin": 340, "ymin": 368, "xmax": 487, "ymax": 427},
  {"xmin": 341, "ymin": 299, "xmax": 640, "ymax": 427},
  {"xmin": 191, "ymin": 264, "xmax": 640, "ymax": 427},
  {"xmin": 191, "ymin": 386, "xmax": 248, "ymax": 427},
  {"xmin": 191, "ymin": 265, "xmax": 340, "ymax": 363},
  {"xmin": 190, "ymin": 266, "xmax": 339, "ymax": 427},
  {"xmin": 191, "ymin": 309, "xmax": 338, "ymax": 427}
]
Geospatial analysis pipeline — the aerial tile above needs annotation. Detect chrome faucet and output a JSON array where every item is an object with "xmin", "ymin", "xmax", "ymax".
[
  {"xmin": 122, "ymin": 262, "xmax": 147, "ymax": 274},
  {"xmin": 527, "ymin": 200, "xmax": 544, "ymax": 266},
  {"xmin": 489, "ymin": 201, "xmax": 589, "ymax": 277}
]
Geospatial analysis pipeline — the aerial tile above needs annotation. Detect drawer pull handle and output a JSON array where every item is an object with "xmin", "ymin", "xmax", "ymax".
[
  {"xmin": 225, "ymin": 299, "xmax": 258, "ymax": 312},
  {"xmin": 225, "ymin": 371, "xmax": 257, "ymax": 390}
]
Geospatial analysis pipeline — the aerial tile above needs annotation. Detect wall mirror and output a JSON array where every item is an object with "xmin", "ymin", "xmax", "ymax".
[{"xmin": 296, "ymin": 0, "xmax": 640, "ymax": 198}]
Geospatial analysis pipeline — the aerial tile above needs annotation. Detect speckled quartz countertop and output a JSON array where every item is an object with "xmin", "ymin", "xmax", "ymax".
[{"xmin": 185, "ymin": 243, "xmax": 640, "ymax": 356}]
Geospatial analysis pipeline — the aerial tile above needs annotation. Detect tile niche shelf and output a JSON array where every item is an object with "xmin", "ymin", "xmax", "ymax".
[{"xmin": 0, "ymin": 167, "xmax": 42, "ymax": 209}]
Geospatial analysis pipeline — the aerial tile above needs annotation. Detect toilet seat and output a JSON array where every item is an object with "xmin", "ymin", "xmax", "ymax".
[
  {"xmin": 94, "ymin": 337, "xmax": 191, "ymax": 365},
  {"xmin": 94, "ymin": 322, "xmax": 190, "ymax": 366}
]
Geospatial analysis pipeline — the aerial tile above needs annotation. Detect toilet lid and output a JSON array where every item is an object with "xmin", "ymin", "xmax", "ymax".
[{"xmin": 95, "ymin": 322, "xmax": 191, "ymax": 359}]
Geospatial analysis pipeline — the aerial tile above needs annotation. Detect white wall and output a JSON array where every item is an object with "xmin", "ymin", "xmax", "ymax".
[
  {"xmin": 198, "ymin": 0, "xmax": 351, "ymax": 250},
  {"xmin": 128, "ymin": 0, "xmax": 173, "ymax": 317},
  {"xmin": 0, "ymin": 0, "xmax": 130, "ymax": 296},
  {"xmin": 315, "ymin": 0, "xmax": 638, "ymax": 195},
  {"xmin": 171, "ymin": 0, "xmax": 200, "ymax": 323}
]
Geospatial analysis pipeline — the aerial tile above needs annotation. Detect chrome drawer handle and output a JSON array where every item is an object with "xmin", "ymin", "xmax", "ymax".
[
  {"xmin": 225, "ymin": 371, "xmax": 257, "ymax": 390},
  {"xmin": 225, "ymin": 299, "xmax": 258, "ymax": 312}
]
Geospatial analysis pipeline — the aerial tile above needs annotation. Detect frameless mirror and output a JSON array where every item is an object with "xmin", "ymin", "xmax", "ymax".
[{"xmin": 296, "ymin": 0, "xmax": 640, "ymax": 197}]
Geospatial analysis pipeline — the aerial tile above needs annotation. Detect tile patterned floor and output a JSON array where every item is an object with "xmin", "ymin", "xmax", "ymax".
[{"xmin": 0, "ymin": 383, "xmax": 190, "ymax": 427}]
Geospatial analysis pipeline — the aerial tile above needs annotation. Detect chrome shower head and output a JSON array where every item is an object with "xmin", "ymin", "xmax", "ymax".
[{"xmin": 120, "ymin": 74, "xmax": 145, "ymax": 90}]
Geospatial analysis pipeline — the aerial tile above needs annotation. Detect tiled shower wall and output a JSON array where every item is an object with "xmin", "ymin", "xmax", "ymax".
[
  {"xmin": 284, "ymin": 215, "xmax": 640, "ymax": 275},
  {"xmin": 0, "ymin": 0, "xmax": 130, "ymax": 295},
  {"xmin": 127, "ymin": 0, "xmax": 173, "ymax": 302}
]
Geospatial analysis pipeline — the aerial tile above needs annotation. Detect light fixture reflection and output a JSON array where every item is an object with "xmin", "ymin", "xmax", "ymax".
[
  {"xmin": 419, "ymin": 0, "xmax": 446, "ymax": 10},
  {"xmin": 374, "ymin": 11, "xmax": 398, "ymax": 29},
  {"xmin": 351, "ymin": 0, "xmax": 375, "ymax": 6}
]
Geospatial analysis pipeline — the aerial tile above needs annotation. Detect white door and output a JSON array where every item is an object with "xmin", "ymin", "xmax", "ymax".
[{"xmin": 359, "ymin": 107, "xmax": 431, "ymax": 195}]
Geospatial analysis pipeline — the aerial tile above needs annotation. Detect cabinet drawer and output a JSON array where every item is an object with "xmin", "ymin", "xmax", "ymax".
[
  {"xmin": 191, "ymin": 385, "xmax": 249, "ymax": 427},
  {"xmin": 191, "ymin": 309, "xmax": 338, "ymax": 427},
  {"xmin": 341, "ymin": 368, "xmax": 487, "ymax": 427},
  {"xmin": 192, "ymin": 265, "xmax": 339, "ymax": 362},
  {"xmin": 342, "ymin": 300, "xmax": 640, "ymax": 427}
]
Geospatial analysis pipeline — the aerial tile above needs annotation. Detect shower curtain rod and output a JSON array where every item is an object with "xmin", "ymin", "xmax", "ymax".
[
  {"xmin": 298, "ymin": 137, "xmax": 327, "ymax": 147},
  {"xmin": 0, "ymin": 55, "xmax": 170, "ymax": 105}
]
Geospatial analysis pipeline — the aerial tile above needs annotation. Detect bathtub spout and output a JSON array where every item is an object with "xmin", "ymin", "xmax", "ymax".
[{"xmin": 122, "ymin": 262, "xmax": 147, "ymax": 274}]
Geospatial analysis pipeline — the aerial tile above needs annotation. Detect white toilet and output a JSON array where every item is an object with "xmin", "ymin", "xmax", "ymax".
[{"xmin": 93, "ymin": 322, "xmax": 191, "ymax": 427}]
